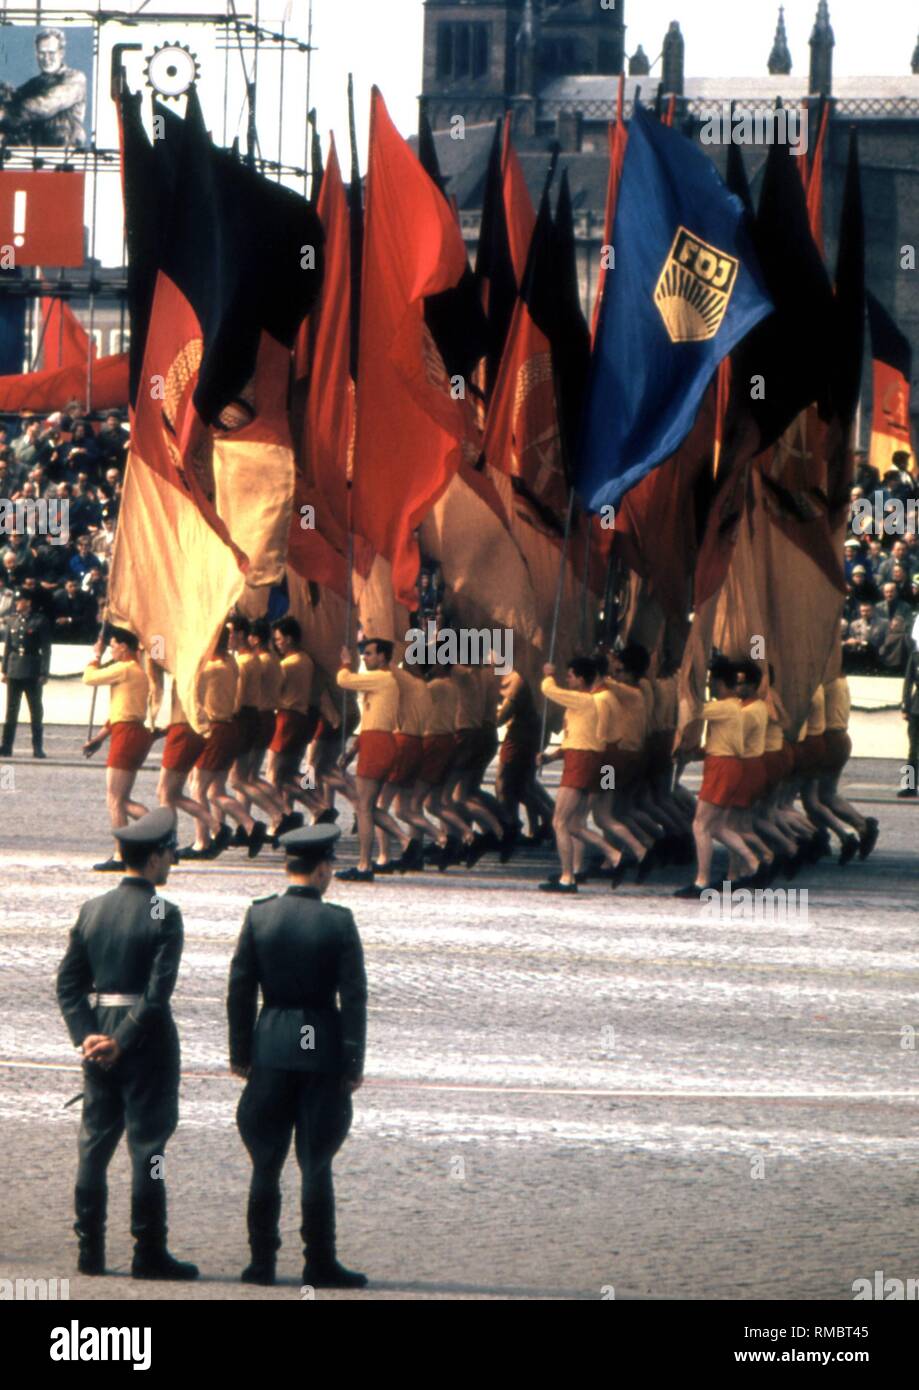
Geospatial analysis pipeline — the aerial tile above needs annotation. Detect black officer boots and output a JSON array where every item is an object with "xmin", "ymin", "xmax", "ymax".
[
  {"xmin": 241, "ymin": 1191, "xmax": 282, "ymax": 1286},
  {"xmin": 74, "ymin": 1186, "xmax": 106, "ymax": 1276},
  {"xmin": 130, "ymin": 1189, "xmax": 199, "ymax": 1281},
  {"xmin": 301, "ymin": 1192, "xmax": 368, "ymax": 1290}
]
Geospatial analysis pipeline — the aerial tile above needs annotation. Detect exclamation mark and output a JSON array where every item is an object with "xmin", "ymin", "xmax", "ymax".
[{"xmin": 13, "ymin": 190, "xmax": 27, "ymax": 248}]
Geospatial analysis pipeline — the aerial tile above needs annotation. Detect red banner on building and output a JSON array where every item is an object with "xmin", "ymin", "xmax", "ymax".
[{"xmin": 0, "ymin": 171, "xmax": 85, "ymax": 266}]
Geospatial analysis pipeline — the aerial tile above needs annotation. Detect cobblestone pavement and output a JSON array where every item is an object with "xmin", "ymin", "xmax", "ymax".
[{"xmin": 1, "ymin": 731, "xmax": 918, "ymax": 1300}]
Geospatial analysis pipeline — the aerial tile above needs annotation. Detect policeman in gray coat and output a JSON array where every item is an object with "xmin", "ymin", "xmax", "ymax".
[
  {"xmin": 228, "ymin": 824, "xmax": 368, "ymax": 1288},
  {"xmin": 56, "ymin": 807, "xmax": 198, "ymax": 1281},
  {"xmin": 0, "ymin": 588, "xmax": 51, "ymax": 757}
]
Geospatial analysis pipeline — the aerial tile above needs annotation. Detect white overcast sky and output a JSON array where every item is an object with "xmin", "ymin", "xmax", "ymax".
[{"xmin": 48, "ymin": 0, "xmax": 919, "ymax": 263}]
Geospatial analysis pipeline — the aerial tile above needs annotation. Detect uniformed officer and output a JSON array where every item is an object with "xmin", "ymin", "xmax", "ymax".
[
  {"xmin": 228, "ymin": 825, "xmax": 368, "ymax": 1288},
  {"xmin": 56, "ymin": 808, "xmax": 199, "ymax": 1281},
  {"xmin": 0, "ymin": 587, "xmax": 51, "ymax": 757}
]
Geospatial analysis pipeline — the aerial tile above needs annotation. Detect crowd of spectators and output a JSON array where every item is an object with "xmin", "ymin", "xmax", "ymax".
[
  {"xmin": 842, "ymin": 450, "xmax": 919, "ymax": 674},
  {"xmin": 0, "ymin": 404, "xmax": 127, "ymax": 645}
]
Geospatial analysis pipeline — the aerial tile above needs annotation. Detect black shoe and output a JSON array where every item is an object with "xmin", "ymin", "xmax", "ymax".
[
  {"xmin": 896, "ymin": 787, "xmax": 917, "ymax": 799},
  {"xmin": 0, "ymin": 746, "xmax": 10, "ymax": 758},
  {"xmin": 247, "ymin": 820, "xmax": 268, "ymax": 859},
  {"xmin": 438, "ymin": 838, "xmax": 462, "ymax": 872},
  {"xmin": 131, "ymin": 1248, "xmax": 199, "ymax": 1281},
  {"xmin": 231, "ymin": 824, "xmax": 249, "ymax": 848},
  {"xmin": 92, "ymin": 857, "xmax": 125, "ymax": 873},
  {"xmin": 673, "ymin": 883, "xmax": 708, "ymax": 899},
  {"xmin": 75, "ymin": 1187, "xmax": 106, "ymax": 1275},
  {"xmin": 32, "ymin": 748, "xmax": 47, "ymax": 759},
  {"xmin": 547, "ymin": 870, "xmax": 590, "ymax": 885},
  {"xmin": 838, "ymin": 835, "xmax": 859, "ymax": 867},
  {"xmin": 335, "ymin": 866, "xmax": 374, "ymax": 882},
  {"xmin": 315, "ymin": 807, "xmax": 340, "ymax": 824},
  {"xmin": 372, "ymin": 860, "xmax": 401, "ymax": 875},
  {"xmin": 302, "ymin": 1259, "xmax": 368, "ymax": 1290},
  {"xmin": 733, "ymin": 873, "xmax": 759, "ymax": 890},
  {"xmin": 272, "ymin": 811, "xmax": 302, "ymax": 844},
  {"xmin": 538, "ymin": 879, "xmax": 578, "ymax": 893},
  {"xmin": 858, "ymin": 817, "xmax": 879, "ymax": 861},
  {"xmin": 398, "ymin": 839, "xmax": 425, "ymax": 872},
  {"xmin": 178, "ymin": 844, "xmax": 210, "ymax": 860},
  {"xmin": 241, "ymin": 1259, "xmax": 276, "ymax": 1286},
  {"xmin": 77, "ymin": 1246, "xmax": 106, "ymax": 1275},
  {"xmin": 751, "ymin": 860, "xmax": 773, "ymax": 888},
  {"xmin": 205, "ymin": 825, "xmax": 234, "ymax": 859},
  {"xmin": 609, "ymin": 858, "xmax": 630, "ymax": 888},
  {"xmin": 423, "ymin": 841, "xmax": 442, "ymax": 862},
  {"xmin": 635, "ymin": 848, "xmax": 657, "ymax": 884}
]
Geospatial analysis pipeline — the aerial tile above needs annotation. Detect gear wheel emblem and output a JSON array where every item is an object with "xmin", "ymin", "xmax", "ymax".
[{"xmin": 145, "ymin": 42, "xmax": 200, "ymax": 99}]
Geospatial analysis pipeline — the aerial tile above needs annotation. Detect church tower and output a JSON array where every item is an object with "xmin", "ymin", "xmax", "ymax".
[
  {"xmin": 768, "ymin": 6, "xmax": 792, "ymax": 76},
  {"xmin": 809, "ymin": 1, "xmax": 835, "ymax": 96}
]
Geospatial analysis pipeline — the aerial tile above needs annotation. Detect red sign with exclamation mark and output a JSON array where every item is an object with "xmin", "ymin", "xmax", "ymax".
[{"xmin": 0, "ymin": 171, "xmax": 85, "ymax": 267}]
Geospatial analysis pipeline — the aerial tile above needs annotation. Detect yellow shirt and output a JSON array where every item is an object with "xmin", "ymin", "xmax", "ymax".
[
  {"xmin": 425, "ymin": 677, "xmax": 457, "ymax": 736},
  {"xmin": 278, "ymin": 650, "xmax": 315, "ymax": 714},
  {"xmin": 740, "ymin": 699, "xmax": 768, "ymax": 757},
  {"xmin": 336, "ymin": 666, "xmax": 399, "ymax": 732},
  {"xmin": 453, "ymin": 667, "xmax": 485, "ymax": 730},
  {"xmin": 701, "ymin": 696, "xmax": 745, "ymax": 758},
  {"xmin": 541, "ymin": 677, "xmax": 605, "ymax": 752},
  {"xmin": 169, "ymin": 682, "xmax": 189, "ymax": 727},
  {"xmin": 764, "ymin": 718, "xmax": 784, "ymax": 753},
  {"xmin": 199, "ymin": 657, "xmax": 237, "ymax": 723},
  {"xmin": 593, "ymin": 687, "xmax": 620, "ymax": 746},
  {"xmin": 806, "ymin": 686, "xmax": 826, "ymax": 736},
  {"xmin": 235, "ymin": 650, "xmax": 261, "ymax": 711},
  {"xmin": 824, "ymin": 677, "xmax": 850, "ymax": 732},
  {"xmin": 392, "ymin": 665, "xmax": 428, "ymax": 736},
  {"xmin": 83, "ymin": 658, "xmax": 149, "ymax": 723},
  {"xmin": 257, "ymin": 650, "xmax": 283, "ymax": 710},
  {"xmin": 604, "ymin": 678, "xmax": 647, "ymax": 751}
]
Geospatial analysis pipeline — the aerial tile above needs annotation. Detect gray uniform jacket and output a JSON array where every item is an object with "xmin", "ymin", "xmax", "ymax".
[
  {"xmin": 56, "ymin": 878, "xmax": 183, "ymax": 1055},
  {"xmin": 227, "ymin": 887, "xmax": 367, "ymax": 1081}
]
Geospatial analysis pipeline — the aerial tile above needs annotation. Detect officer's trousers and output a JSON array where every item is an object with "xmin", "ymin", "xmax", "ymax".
[
  {"xmin": 237, "ymin": 1069, "xmax": 352, "ymax": 1259},
  {"xmin": 2, "ymin": 678, "xmax": 43, "ymax": 751},
  {"xmin": 76, "ymin": 1046, "xmax": 179, "ymax": 1234}
]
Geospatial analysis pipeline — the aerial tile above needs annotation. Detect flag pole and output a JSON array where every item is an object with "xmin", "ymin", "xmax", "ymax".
[{"xmin": 341, "ymin": 72, "xmax": 360, "ymax": 759}]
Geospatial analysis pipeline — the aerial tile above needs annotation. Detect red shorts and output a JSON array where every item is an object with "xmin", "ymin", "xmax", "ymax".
[
  {"xmin": 762, "ymin": 744, "xmax": 795, "ymax": 790},
  {"xmin": 255, "ymin": 709, "xmax": 276, "ymax": 751},
  {"xmin": 161, "ymin": 722, "xmax": 205, "ymax": 774},
  {"xmin": 604, "ymin": 742, "xmax": 643, "ymax": 793},
  {"xmin": 270, "ymin": 708, "xmax": 318, "ymax": 757},
  {"xmin": 452, "ymin": 727, "xmax": 480, "ymax": 772},
  {"xmin": 561, "ymin": 748, "xmax": 603, "ymax": 793},
  {"xmin": 234, "ymin": 706, "xmax": 261, "ymax": 756},
  {"xmin": 795, "ymin": 734, "xmax": 827, "ymax": 779},
  {"xmin": 699, "ymin": 753, "xmax": 747, "ymax": 808},
  {"xmin": 107, "ymin": 721, "xmax": 153, "ymax": 771},
  {"xmin": 195, "ymin": 720, "xmax": 239, "ymax": 772},
  {"xmin": 420, "ymin": 733, "xmax": 456, "ymax": 785},
  {"xmin": 739, "ymin": 757, "xmax": 769, "ymax": 806},
  {"xmin": 356, "ymin": 729, "xmax": 397, "ymax": 781},
  {"xmin": 387, "ymin": 732, "xmax": 424, "ymax": 787},
  {"xmin": 821, "ymin": 729, "xmax": 852, "ymax": 774}
]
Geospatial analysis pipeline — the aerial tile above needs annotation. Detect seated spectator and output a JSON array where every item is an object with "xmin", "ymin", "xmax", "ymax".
[
  {"xmin": 30, "ymin": 535, "xmax": 70, "ymax": 592},
  {"xmin": 853, "ymin": 451, "xmax": 879, "ymax": 494},
  {"xmin": 62, "ymin": 420, "xmax": 101, "ymax": 476},
  {"xmin": 878, "ymin": 614, "xmax": 910, "ymax": 674},
  {"xmin": 843, "ymin": 601, "xmax": 886, "ymax": 673},
  {"xmin": 875, "ymin": 580, "xmax": 913, "ymax": 629},
  {"xmin": 0, "ymin": 532, "xmax": 35, "ymax": 584},
  {"xmin": 890, "ymin": 562, "xmax": 913, "ymax": 605},
  {"xmin": 62, "ymin": 479, "xmax": 101, "ymax": 537},
  {"xmin": 52, "ymin": 576, "xmax": 97, "ymax": 643},
  {"xmin": 876, "ymin": 539, "xmax": 912, "ymax": 585},
  {"xmin": 843, "ymin": 537, "xmax": 864, "ymax": 579},
  {"xmin": 865, "ymin": 536, "xmax": 886, "ymax": 576},
  {"xmin": 844, "ymin": 565, "xmax": 879, "ymax": 619},
  {"xmin": 68, "ymin": 530, "xmax": 103, "ymax": 582},
  {"xmin": 96, "ymin": 412, "xmax": 128, "ymax": 468},
  {"xmin": 12, "ymin": 420, "xmax": 41, "ymax": 468},
  {"xmin": 99, "ymin": 465, "xmax": 122, "ymax": 504},
  {"xmin": 90, "ymin": 505, "xmax": 117, "ymax": 562},
  {"xmin": 0, "ymin": 455, "xmax": 19, "ymax": 501}
]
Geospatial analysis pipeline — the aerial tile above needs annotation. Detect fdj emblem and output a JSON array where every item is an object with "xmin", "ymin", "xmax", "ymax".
[{"xmin": 654, "ymin": 227, "xmax": 739, "ymax": 343}]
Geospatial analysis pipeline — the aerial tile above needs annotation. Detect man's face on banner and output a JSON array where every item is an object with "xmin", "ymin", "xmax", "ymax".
[{"xmin": 36, "ymin": 36, "xmax": 65, "ymax": 75}]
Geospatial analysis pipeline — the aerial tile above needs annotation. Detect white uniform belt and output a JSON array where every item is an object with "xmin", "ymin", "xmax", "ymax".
[{"xmin": 91, "ymin": 993, "xmax": 142, "ymax": 1008}]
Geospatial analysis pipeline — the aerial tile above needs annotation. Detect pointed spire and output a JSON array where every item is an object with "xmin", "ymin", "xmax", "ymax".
[
  {"xmin": 809, "ymin": 1, "xmax": 834, "ymax": 96},
  {"xmin": 629, "ymin": 44, "xmax": 650, "ymax": 77},
  {"xmin": 768, "ymin": 6, "xmax": 792, "ymax": 76},
  {"xmin": 912, "ymin": 31, "xmax": 919, "ymax": 75}
]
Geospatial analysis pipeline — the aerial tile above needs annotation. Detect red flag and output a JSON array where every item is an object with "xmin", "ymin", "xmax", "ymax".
[
  {"xmin": 502, "ymin": 115, "xmax": 536, "ymax": 289},
  {"xmin": 290, "ymin": 136, "xmax": 359, "ymax": 597},
  {"xmin": 39, "ymin": 298, "xmax": 94, "ymax": 370},
  {"xmin": 591, "ymin": 77, "xmax": 628, "ymax": 344},
  {"xmin": 0, "ymin": 352, "xmax": 127, "ymax": 413},
  {"xmin": 351, "ymin": 87, "xmax": 472, "ymax": 609}
]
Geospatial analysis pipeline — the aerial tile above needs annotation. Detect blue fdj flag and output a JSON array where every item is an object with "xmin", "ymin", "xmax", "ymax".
[{"xmin": 577, "ymin": 105, "xmax": 773, "ymax": 512}]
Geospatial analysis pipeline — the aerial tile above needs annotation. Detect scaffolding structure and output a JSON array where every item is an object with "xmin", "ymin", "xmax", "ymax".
[{"xmin": 0, "ymin": 4, "xmax": 316, "ymax": 412}]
